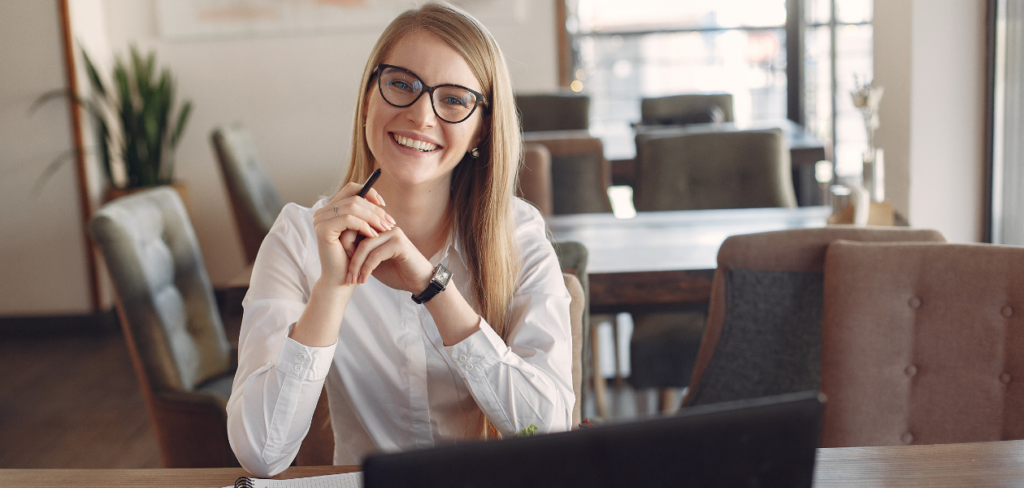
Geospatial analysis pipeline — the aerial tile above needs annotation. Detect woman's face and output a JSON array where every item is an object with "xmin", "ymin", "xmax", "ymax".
[{"xmin": 364, "ymin": 29, "xmax": 487, "ymax": 190}]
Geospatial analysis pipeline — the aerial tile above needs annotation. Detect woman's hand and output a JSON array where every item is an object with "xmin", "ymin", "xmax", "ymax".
[
  {"xmin": 345, "ymin": 226, "xmax": 435, "ymax": 294},
  {"xmin": 312, "ymin": 182, "xmax": 395, "ymax": 289}
]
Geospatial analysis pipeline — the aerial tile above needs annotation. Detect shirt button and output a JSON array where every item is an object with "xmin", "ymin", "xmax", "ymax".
[
  {"xmin": 294, "ymin": 364, "xmax": 302, "ymax": 373},
  {"xmin": 905, "ymin": 365, "xmax": 918, "ymax": 377},
  {"xmin": 908, "ymin": 297, "xmax": 922, "ymax": 309},
  {"xmin": 299, "ymin": 353, "xmax": 307, "ymax": 360},
  {"xmin": 1003, "ymin": 306, "xmax": 1014, "ymax": 318},
  {"xmin": 1001, "ymin": 373, "xmax": 1012, "ymax": 385},
  {"xmin": 466, "ymin": 364, "xmax": 474, "ymax": 370},
  {"xmin": 902, "ymin": 432, "xmax": 914, "ymax": 444},
  {"xmin": 459, "ymin": 355, "xmax": 468, "ymax": 362}
]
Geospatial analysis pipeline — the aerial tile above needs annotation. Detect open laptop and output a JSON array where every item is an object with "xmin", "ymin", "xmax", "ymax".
[{"xmin": 362, "ymin": 390, "xmax": 824, "ymax": 488}]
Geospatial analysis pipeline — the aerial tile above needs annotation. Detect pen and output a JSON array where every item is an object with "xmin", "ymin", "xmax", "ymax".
[{"xmin": 357, "ymin": 168, "xmax": 382, "ymax": 198}]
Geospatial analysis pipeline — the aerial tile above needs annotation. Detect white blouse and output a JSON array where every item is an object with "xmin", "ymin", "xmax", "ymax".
[{"xmin": 226, "ymin": 197, "xmax": 573, "ymax": 477}]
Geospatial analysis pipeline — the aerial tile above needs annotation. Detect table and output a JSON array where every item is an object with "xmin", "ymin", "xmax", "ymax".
[
  {"xmin": 5, "ymin": 439, "xmax": 1024, "ymax": 487},
  {"xmin": 605, "ymin": 119, "xmax": 829, "ymax": 206},
  {"xmin": 546, "ymin": 206, "xmax": 831, "ymax": 314}
]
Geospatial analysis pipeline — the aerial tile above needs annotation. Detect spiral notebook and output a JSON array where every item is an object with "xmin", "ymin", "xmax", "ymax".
[{"xmin": 228, "ymin": 471, "xmax": 362, "ymax": 488}]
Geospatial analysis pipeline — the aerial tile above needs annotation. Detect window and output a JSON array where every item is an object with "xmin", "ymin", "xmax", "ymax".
[{"xmin": 567, "ymin": 0, "xmax": 873, "ymax": 177}]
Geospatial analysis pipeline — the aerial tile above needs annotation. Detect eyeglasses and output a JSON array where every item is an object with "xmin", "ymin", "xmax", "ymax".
[{"xmin": 375, "ymin": 64, "xmax": 488, "ymax": 124}]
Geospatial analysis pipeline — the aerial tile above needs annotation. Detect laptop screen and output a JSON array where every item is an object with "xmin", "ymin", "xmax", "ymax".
[{"xmin": 363, "ymin": 390, "xmax": 824, "ymax": 488}]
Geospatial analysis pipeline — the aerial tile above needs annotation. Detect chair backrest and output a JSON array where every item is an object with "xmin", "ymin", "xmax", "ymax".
[
  {"xmin": 640, "ymin": 93, "xmax": 735, "ymax": 125},
  {"xmin": 516, "ymin": 93, "xmax": 590, "ymax": 132},
  {"xmin": 90, "ymin": 187, "xmax": 233, "ymax": 395},
  {"xmin": 563, "ymin": 272, "xmax": 586, "ymax": 427},
  {"xmin": 518, "ymin": 143, "xmax": 553, "ymax": 216},
  {"xmin": 522, "ymin": 131, "xmax": 612, "ymax": 214},
  {"xmin": 683, "ymin": 227, "xmax": 946, "ymax": 408},
  {"xmin": 210, "ymin": 124, "xmax": 285, "ymax": 264},
  {"xmin": 820, "ymin": 241, "xmax": 1024, "ymax": 447},
  {"xmin": 634, "ymin": 128, "xmax": 796, "ymax": 211}
]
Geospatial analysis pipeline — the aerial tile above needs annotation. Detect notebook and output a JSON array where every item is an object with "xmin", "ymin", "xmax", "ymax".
[
  {"xmin": 362, "ymin": 390, "xmax": 825, "ymax": 488},
  {"xmin": 228, "ymin": 471, "xmax": 362, "ymax": 488}
]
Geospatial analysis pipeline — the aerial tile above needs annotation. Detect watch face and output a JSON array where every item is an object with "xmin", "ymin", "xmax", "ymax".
[{"xmin": 433, "ymin": 264, "xmax": 452, "ymax": 285}]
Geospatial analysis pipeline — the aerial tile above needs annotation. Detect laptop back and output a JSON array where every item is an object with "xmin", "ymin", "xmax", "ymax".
[{"xmin": 363, "ymin": 391, "xmax": 824, "ymax": 488}]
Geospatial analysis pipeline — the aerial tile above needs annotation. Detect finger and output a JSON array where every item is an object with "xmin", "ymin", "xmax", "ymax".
[
  {"xmin": 346, "ymin": 232, "xmax": 394, "ymax": 284},
  {"xmin": 363, "ymin": 187, "xmax": 387, "ymax": 208},
  {"xmin": 315, "ymin": 199, "xmax": 393, "ymax": 234},
  {"xmin": 316, "ymin": 214, "xmax": 379, "ymax": 242},
  {"xmin": 357, "ymin": 241, "xmax": 398, "ymax": 284},
  {"xmin": 340, "ymin": 229, "xmax": 358, "ymax": 258}
]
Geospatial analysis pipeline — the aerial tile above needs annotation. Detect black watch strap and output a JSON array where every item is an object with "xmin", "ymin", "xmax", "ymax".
[{"xmin": 411, "ymin": 263, "xmax": 451, "ymax": 304}]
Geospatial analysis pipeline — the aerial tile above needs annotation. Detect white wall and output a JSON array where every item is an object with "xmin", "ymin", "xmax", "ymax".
[
  {"xmin": 84, "ymin": 0, "xmax": 559, "ymax": 286},
  {"xmin": 874, "ymin": 0, "xmax": 987, "ymax": 243},
  {"xmin": 0, "ymin": 0, "xmax": 94, "ymax": 315}
]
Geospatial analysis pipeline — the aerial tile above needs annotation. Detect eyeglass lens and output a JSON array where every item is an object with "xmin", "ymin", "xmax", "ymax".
[{"xmin": 378, "ymin": 66, "xmax": 480, "ymax": 123}]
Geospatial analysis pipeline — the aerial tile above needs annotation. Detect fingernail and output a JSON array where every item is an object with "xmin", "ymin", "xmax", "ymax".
[
  {"xmin": 379, "ymin": 195, "xmax": 386, "ymax": 206},
  {"xmin": 387, "ymin": 214, "xmax": 396, "ymax": 225}
]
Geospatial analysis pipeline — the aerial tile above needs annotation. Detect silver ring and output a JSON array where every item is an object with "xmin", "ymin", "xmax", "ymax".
[{"xmin": 333, "ymin": 205, "xmax": 340, "ymax": 218}]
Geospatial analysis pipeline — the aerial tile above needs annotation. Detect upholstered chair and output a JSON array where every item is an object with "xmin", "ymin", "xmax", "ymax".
[
  {"xmin": 564, "ymin": 272, "xmax": 586, "ymax": 427},
  {"xmin": 553, "ymin": 241, "xmax": 597, "ymax": 421},
  {"xmin": 682, "ymin": 227, "xmax": 946, "ymax": 409},
  {"xmin": 821, "ymin": 241, "xmax": 1024, "ymax": 447},
  {"xmin": 633, "ymin": 128, "xmax": 797, "ymax": 212},
  {"xmin": 522, "ymin": 131, "xmax": 613, "ymax": 215},
  {"xmin": 515, "ymin": 93, "xmax": 590, "ymax": 132},
  {"xmin": 640, "ymin": 93, "xmax": 734, "ymax": 126},
  {"xmin": 517, "ymin": 143, "xmax": 553, "ymax": 216},
  {"xmin": 211, "ymin": 124, "xmax": 284, "ymax": 264},
  {"xmin": 89, "ymin": 187, "xmax": 238, "ymax": 467}
]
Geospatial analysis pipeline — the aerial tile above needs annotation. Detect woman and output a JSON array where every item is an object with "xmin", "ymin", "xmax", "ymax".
[{"xmin": 227, "ymin": 3, "xmax": 573, "ymax": 477}]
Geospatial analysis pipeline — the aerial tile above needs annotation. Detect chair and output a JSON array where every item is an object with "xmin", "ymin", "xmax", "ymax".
[
  {"xmin": 515, "ymin": 93, "xmax": 590, "ymax": 132},
  {"xmin": 681, "ymin": 227, "xmax": 947, "ymax": 409},
  {"xmin": 563, "ymin": 272, "xmax": 586, "ymax": 427},
  {"xmin": 633, "ymin": 128, "xmax": 797, "ymax": 212},
  {"xmin": 553, "ymin": 241, "xmax": 600, "ymax": 421},
  {"xmin": 517, "ymin": 143, "xmax": 553, "ymax": 216},
  {"xmin": 522, "ymin": 131, "xmax": 613, "ymax": 215},
  {"xmin": 89, "ymin": 187, "xmax": 239, "ymax": 467},
  {"xmin": 820, "ymin": 241, "xmax": 1024, "ymax": 447},
  {"xmin": 639, "ymin": 93, "xmax": 734, "ymax": 126},
  {"xmin": 211, "ymin": 124, "xmax": 285, "ymax": 264}
]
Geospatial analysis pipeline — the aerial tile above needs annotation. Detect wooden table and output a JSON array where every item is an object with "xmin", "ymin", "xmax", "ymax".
[
  {"xmin": 5, "ymin": 439, "xmax": 1024, "ymax": 487},
  {"xmin": 546, "ymin": 206, "xmax": 831, "ymax": 314}
]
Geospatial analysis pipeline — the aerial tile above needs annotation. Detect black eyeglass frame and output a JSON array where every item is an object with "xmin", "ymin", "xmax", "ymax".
[{"xmin": 374, "ymin": 63, "xmax": 489, "ymax": 124}]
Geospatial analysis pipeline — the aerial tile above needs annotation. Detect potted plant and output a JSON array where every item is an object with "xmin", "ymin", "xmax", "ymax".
[{"xmin": 35, "ymin": 45, "xmax": 192, "ymax": 201}]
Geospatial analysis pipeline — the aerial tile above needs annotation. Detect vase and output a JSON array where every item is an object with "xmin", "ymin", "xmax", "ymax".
[{"xmin": 862, "ymin": 149, "xmax": 885, "ymax": 203}]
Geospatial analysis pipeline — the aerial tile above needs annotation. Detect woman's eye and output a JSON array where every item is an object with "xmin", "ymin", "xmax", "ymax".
[
  {"xmin": 389, "ymin": 80, "xmax": 415, "ymax": 92},
  {"xmin": 442, "ymin": 95, "xmax": 470, "ymax": 107}
]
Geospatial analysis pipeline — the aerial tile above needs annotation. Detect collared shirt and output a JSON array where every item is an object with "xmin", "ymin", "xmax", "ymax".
[{"xmin": 226, "ymin": 197, "xmax": 573, "ymax": 477}]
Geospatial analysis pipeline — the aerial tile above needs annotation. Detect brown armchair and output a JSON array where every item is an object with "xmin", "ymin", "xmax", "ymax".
[
  {"xmin": 821, "ymin": 241, "xmax": 1024, "ymax": 447},
  {"xmin": 515, "ymin": 93, "xmax": 590, "ymax": 132},
  {"xmin": 89, "ymin": 187, "xmax": 238, "ymax": 467},
  {"xmin": 522, "ymin": 131, "xmax": 612, "ymax": 215},
  {"xmin": 682, "ymin": 227, "xmax": 946, "ymax": 409},
  {"xmin": 640, "ymin": 93, "xmax": 734, "ymax": 125},
  {"xmin": 517, "ymin": 143, "xmax": 553, "ymax": 216}
]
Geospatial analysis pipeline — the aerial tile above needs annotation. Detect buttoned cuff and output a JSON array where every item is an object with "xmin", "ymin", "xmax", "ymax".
[
  {"xmin": 276, "ymin": 335, "xmax": 336, "ymax": 381},
  {"xmin": 446, "ymin": 317, "xmax": 507, "ymax": 377}
]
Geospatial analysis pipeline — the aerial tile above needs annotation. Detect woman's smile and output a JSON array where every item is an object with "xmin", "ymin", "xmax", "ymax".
[{"xmin": 391, "ymin": 132, "xmax": 441, "ymax": 153}]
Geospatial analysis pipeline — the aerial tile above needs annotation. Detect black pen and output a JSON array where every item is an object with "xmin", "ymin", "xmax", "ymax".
[{"xmin": 357, "ymin": 168, "xmax": 382, "ymax": 198}]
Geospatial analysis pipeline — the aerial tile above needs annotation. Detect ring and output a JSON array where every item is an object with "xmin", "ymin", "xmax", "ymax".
[{"xmin": 333, "ymin": 205, "xmax": 340, "ymax": 218}]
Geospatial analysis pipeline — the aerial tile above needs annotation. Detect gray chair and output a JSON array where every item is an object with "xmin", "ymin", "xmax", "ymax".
[
  {"xmin": 640, "ymin": 93, "xmax": 734, "ymax": 126},
  {"xmin": 515, "ymin": 93, "xmax": 590, "ymax": 132},
  {"xmin": 522, "ymin": 131, "xmax": 612, "ymax": 215},
  {"xmin": 211, "ymin": 124, "xmax": 284, "ymax": 264},
  {"xmin": 89, "ymin": 187, "xmax": 238, "ymax": 467},
  {"xmin": 633, "ymin": 128, "xmax": 797, "ymax": 212},
  {"xmin": 682, "ymin": 227, "xmax": 947, "ymax": 408},
  {"xmin": 552, "ymin": 241, "xmax": 599, "ymax": 423}
]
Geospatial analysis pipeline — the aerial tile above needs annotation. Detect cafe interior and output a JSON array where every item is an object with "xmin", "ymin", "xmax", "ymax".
[{"xmin": 2, "ymin": 0, "xmax": 1023, "ymax": 485}]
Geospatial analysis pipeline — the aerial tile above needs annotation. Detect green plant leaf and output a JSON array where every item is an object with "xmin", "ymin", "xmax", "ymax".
[
  {"xmin": 171, "ymin": 99, "xmax": 192, "ymax": 148},
  {"xmin": 80, "ymin": 48, "xmax": 107, "ymax": 98}
]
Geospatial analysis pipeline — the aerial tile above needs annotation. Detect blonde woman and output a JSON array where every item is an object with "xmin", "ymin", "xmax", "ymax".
[{"xmin": 227, "ymin": 2, "xmax": 573, "ymax": 477}]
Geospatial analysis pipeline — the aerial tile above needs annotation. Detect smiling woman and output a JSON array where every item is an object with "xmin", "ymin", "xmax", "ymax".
[{"xmin": 226, "ymin": 2, "xmax": 574, "ymax": 478}]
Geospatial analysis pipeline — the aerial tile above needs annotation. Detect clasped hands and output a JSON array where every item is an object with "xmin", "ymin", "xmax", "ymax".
[{"xmin": 312, "ymin": 182, "xmax": 434, "ymax": 294}]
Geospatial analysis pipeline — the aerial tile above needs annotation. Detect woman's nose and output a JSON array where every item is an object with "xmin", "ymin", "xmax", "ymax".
[{"xmin": 405, "ymin": 92, "xmax": 437, "ymax": 128}]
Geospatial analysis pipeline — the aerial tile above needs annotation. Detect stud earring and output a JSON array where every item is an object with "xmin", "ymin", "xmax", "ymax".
[{"xmin": 470, "ymin": 147, "xmax": 480, "ymax": 158}]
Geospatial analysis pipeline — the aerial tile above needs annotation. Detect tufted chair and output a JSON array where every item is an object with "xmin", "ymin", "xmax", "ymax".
[
  {"xmin": 515, "ymin": 93, "xmax": 590, "ymax": 133},
  {"xmin": 211, "ymin": 124, "xmax": 285, "ymax": 264},
  {"xmin": 553, "ymin": 241, "xmax": 593, "ymax": 423},
  {"xmin": 517, "ymin": 143, "xmax": 553, "ymax": 216},
  {"xmin": 640, "ymin": 93, "xmax": 734, "ymax": 126},
  {"xmin": 522, "ymin": 131, "xmax": 612, "ymax": 215},
  {"xmin": 682, "ymin": 227, "xmax": 946, "ymax": 409},
  {"xmin": 633, "ymin": 128, "xmax": 797, "ymax": 212},
  {"xmin": 820, "ymin": 241, "xmax": 1024, "ymax": 447},
  {"xmin": 89, "ymin": 187, "xmax": 238, "ymax": 467}
]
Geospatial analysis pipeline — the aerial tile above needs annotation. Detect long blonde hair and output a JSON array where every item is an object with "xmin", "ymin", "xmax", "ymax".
[{"xmin": 343, "ymin": 3, "xmax": 521, "ymax": 343}]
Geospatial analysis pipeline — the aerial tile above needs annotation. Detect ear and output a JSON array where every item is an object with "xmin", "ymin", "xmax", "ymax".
[{"xmin": 472, "ymin": 114, "xmax": 491, "ymax": 150}]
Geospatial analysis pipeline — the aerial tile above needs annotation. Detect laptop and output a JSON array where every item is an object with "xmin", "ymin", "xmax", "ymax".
[{"xmin": 362, "ymin": 390, "xmax": 825, "ymax": 488}]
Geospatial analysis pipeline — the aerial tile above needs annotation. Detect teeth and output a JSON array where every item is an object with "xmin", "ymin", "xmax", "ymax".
[{"xmin": 394, "ymin": 134, "xmax": 438, "ymax": 152}]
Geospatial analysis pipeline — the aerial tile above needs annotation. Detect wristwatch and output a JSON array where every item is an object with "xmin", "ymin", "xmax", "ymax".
[{"xmin": 411, "ymin": 263, "xmax": 452, "ymax": 304}]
